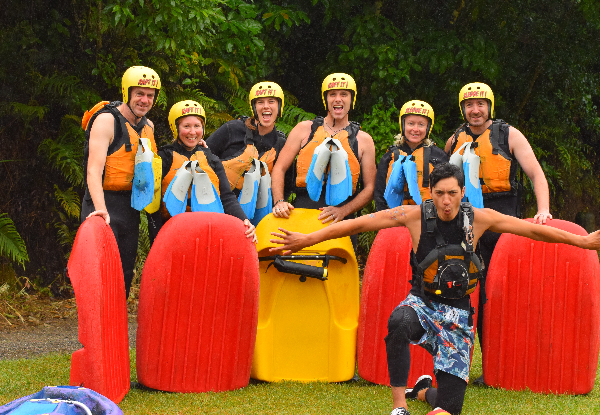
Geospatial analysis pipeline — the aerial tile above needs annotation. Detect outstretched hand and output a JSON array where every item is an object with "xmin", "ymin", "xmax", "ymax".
[
  {"xmin": 586, "ymin": 229, "xmax": 600, "ymax": 251},
  {"xmin": 269, "ymin": 227, "xmax": 307, "ymax": 255}
]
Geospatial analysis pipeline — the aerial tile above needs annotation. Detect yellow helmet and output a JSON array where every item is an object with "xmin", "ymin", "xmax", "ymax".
[
  {"xmin": 168, "ymin": 100, "xmax": 206, "ymax": 140},
  {"xmin": 321, "ymin": 73, "xmax": 357, "ymax": 111},
  {"xmin": 399, "ymin": 100, "xmax": 435, "ymax": 139},
  {"xmin": 248, "ymin": 81, "xmax": 284, "ymax": 118},
  {"xmin": 459, "ymin": 82, "xmax": 494, "ymax": 120},
  {"xmin": 121, "ymin": 66, "xmax": 161, "ymax": 104}
]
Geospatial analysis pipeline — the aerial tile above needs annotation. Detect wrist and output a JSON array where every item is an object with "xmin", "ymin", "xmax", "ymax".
[{"xmin": 274, "ymin": 199, "xmax": 286, "ymax": 206}]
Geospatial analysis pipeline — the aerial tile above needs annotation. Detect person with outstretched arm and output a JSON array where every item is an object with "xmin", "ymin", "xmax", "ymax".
[{"xmin": 268, "ymin": 163, "xmax": 600, "ymax": 415}]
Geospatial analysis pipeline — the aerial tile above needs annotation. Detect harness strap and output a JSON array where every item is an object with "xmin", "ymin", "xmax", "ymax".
[{"xmin": 422, "ymin": 145, "xmax": 431, "ymax": 188}]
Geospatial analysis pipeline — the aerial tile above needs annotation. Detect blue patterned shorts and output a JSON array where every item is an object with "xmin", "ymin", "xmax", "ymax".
[{"xmin": 399, "ymin": 294, "xmax": 474, "ymax": 382}]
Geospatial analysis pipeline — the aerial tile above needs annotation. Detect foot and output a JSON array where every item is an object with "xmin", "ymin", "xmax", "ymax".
[
  {"xmin": 391, "ymin": 407, "xmax": 410, "ymax": 415},
  {"xmin": 405, "ymin": 375, "xmax": 433, "ymax": 399},
  {"xmin": 472, "ymin": 374, "xmax": 488, "ymax": 387}
]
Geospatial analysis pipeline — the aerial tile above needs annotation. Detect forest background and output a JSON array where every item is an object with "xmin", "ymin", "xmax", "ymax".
[{"xmin": 1, "ymin": 0, "xmax": 600, "ymax": 295}]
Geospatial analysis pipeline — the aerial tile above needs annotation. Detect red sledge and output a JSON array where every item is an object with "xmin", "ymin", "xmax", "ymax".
[
  {"xmin": 68, "ymin": 216, "xmax": 130, "ymax": 403},
  {"xmin": 483, "ymin": 219, "xmax": 600, "ymax": 394},
  {"xmin": 358, "ymin": 227, "xmax": 480, "ymax": 386},
  {"xmin": 136, "ymin": 212, "xmax": 260, "ymax": 392}
]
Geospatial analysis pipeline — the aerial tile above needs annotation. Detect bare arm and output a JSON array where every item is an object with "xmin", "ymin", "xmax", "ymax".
[
  {"xmin": 319, "ymin": 130, "xmax": 376, "ymax": 223},
  {"xmin": 474, "ymin": 208, "xmax": 600, "ymax": 250},
  {"xmin": 508, "ymin": 126, "xmax": 552, "ymax": 224},
  {"xmin": 271, "ymin": 120, "xmax": 312, "ymax": 218},
  {"xmin": 86, "ymin": 113, "xmax": 115, "ymax": 224},
  {"xmin": 270, "ymin": 205, "xmax": 420, "ymax": 255}
]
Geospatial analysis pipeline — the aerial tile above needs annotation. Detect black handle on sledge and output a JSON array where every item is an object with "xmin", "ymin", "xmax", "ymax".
[{"xmin": 261, "ymin": 255, "xmax": 347, "ymax": 281}]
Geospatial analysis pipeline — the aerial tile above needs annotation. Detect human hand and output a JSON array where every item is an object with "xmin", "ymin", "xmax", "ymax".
[
  {"xmin": 272, "ymin": 201, "xmax": 294, "ymax": 219},
  {"xmin": 318, "ymin": 206, "xmax": 345, "ymax": 224},
  {"xmin": 585, "ymin": 229, "xmax": 600, "ymax": 251},
  {"xmin": 87, "ymin": 210, "xmax": 110, "ymax": 225},
  {"xmin": 243, "ymin": 219, "xmax": 257, "ymax": 244},
  {"xmin": 533, "ymin": 210, "xmax": 552, "ymax": 224},
  {"xmin": 269, "ymin": 227, "xmax": 306, "ymax": 255},
  {"xmin": 198, "ymin": 138, "xmax": 208, "ymax": 148}
]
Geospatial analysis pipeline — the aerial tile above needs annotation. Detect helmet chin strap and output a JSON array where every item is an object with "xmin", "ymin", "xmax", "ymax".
[{"xmin": 126, "ymin": 102, "xmax": 142, "ymax": 125}]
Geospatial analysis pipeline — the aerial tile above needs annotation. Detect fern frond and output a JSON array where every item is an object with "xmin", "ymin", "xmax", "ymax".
[
  {"xmin": 38, "ymin": 115, "xmax": 85, "ymax": 186},
  {"xmin": 10, "ymin": 102, "xmax": 47, "ymax": 123},
  {"xmin": 135, "ymin": 212, "xmax": 151, "ymax": 280},
  {"xmin": 0, "ymin": 213, "xmax": 29, "ymax": 269},
  {"xmin": 54, "ymin": 185, "xmax": 81, "ymax": 220}
]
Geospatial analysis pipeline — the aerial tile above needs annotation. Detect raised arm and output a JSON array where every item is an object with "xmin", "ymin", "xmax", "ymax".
[
  {"xmin": 270, "ymin": 204, "xmax": 420, "ymax": 255},
  {"xmin": 474, "ymin": 208, "xmax": 600, "ymax": 250}
]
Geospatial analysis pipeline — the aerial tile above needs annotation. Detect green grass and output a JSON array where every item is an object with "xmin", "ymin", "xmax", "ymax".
[{"xmin": 1, "ymin": 346, "xmax": 599, "ymax": 414}]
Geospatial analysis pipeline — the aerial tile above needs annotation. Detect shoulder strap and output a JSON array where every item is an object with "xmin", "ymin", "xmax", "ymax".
[
  {"xmin": 459, "ymin": 202, "xmax": 475, "ymax": 253},
  {"xmin": 275, "ymin": 127, "xmax": 286, "ymax": 141},
  {"xmin": 489, "ymin": 119, "xmax": 511, "ymax": 159},
  {"xmin": 450, "ymin": 122, "xmax": 468, "ymax": 153},
  {"xmin": 392, "ymin": 147, "xmax": 400, "ymax": 163},
  {"xmin": 306, "ymin": 116, "xmax": 324, "ymax": 144},
  {"xmin": 346, "ymin": 121, "xmax": 361, "ymax": 148},
  {"xmin": 422, "ymin": 145, "xmax": 431, "ymax": 188}
]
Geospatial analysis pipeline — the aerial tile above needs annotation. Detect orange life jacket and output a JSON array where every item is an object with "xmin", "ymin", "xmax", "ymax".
[
  {"xmin": 83, "ymin": 101, "xmax": 158, "ymax": 192},
  {"xmin": 295, "ymin": 117, "xmax": 361, "ymax": 193},
  {"xmin": 221, "ymin": 121, "xmax": 279, "ymax": 191},
  {"xmin": 451, "ymin": 120, "xmax": 517, "ymax": 196},
  {"xmin": 385, "ymin": 145, "xmax": 434, "ymax": 205},
  {"xmin": 160, "ymin": 149, "xmax": 220, "ymax": 219}
]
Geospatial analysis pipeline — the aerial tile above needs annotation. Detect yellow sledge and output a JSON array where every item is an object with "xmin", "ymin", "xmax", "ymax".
[{"xmin": 251, "ymin": 208, "xmax": 359, "ymax": 382}]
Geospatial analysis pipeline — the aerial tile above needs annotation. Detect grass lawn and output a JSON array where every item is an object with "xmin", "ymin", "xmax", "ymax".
[{"xmin": 1, "ymin": 345, "xmax": 599, "ymax": 414}]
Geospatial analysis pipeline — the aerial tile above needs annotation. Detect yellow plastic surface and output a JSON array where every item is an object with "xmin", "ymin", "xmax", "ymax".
[{"xmin": 251, "ymin": 209, "xmax": 359, "ymax": 382}]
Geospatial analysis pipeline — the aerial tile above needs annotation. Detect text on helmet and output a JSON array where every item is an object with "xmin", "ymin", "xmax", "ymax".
[
  {"xmin": 181, "ymin": 107, "xmax": 202, "ymax": 115},
  {"xmin": 254, "ymin": 88, "xmax": 277, "ymax": 97},
  {"xmin": 405, "ymin": 107, "xmax": 430, "ymax": 116},
  {"xmin": 462, "ymin": 90, "xmax": 487, "ymax": 99},
  {"xmin": 327, "ymin": 81, "xmax": 350, "ymax": 89},
  {"xmin": 138, "ymin": 78, "xmax": 159, "ymax": 87}
]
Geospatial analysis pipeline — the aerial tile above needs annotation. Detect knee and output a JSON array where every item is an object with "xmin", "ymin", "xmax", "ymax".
[{"xmin": 386, "ymin": 306, "xmax": 418, "ymax": 342}]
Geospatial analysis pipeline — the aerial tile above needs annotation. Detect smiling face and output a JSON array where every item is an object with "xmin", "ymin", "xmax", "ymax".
[
  {"xmin": 177, "ymin": 115, "xmax": 204, "ymax": 151},
  {"xmin": 128, "ymin": 86, "xmax": 156, "ymax": 118},
  {"xmin": 463, "ymin": 98, "xmax": 490, "ymax": 130},
  {"xmin": 430, "ymin": 177, "xmax": 465, "ymax": 221},
  {"xmin": 254, "ymin": 97, "xmax": 279, "ymax": 132},
  {"xmin": 403, "ymin": 114, "xmax": 428, "ymax": 148},
  {"xmin": 326, "ymin": 89, "xmax": 352, "ymax": 121}
]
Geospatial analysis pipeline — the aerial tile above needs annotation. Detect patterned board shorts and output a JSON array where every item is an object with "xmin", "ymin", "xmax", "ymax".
[{"xmin": 399, "ymin": 294, "xmax": 474, "ymax": 382}]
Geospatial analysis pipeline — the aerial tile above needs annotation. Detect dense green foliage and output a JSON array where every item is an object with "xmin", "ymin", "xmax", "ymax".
[{"xmin": 1, "ymin": 0, "xmax": 599, "ymax": 289}]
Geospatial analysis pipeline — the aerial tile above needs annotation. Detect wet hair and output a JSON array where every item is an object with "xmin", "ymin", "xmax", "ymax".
[{"xmin": 429, "ymin": 163, "xmax": 464, "ymax": 189}]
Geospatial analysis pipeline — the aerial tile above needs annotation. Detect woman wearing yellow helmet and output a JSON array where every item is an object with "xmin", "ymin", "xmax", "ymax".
[
  {"xmin": 374, "ymin": 100, "xmax": 448, "ymax": 211},
  {"xmin": 147, "ymin": 100, "xmax": 256, "ymax": 243}
]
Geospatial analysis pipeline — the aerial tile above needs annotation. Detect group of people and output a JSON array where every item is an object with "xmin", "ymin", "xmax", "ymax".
[{"xmin": 81, "ymin": 65, "xmax": 600, "ymax": 415}]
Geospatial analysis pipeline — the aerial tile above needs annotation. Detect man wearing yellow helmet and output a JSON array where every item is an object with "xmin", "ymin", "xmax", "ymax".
[
  {"xmin": 81, "ymin": 65, "xmax": 161, "ymax": 298},
  {"xmin": 205, "ymin": 81, "xmax": 289, "ymax": 226},
  {"xmin": 270, "ymin": 73, "xmax": 376, "ymax": 232},
  {"xmin": 375, "ymin": 100, "xmax": 449, "ymax": 211},
  {"xmin": 445, "ymin": 82, "xmax": 551, "ymax": 385}
]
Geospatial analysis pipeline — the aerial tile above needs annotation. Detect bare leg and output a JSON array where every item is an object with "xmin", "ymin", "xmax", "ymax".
[{"xmin": 391, "ymin": 386, "xmax": 408, "ymax": 410}]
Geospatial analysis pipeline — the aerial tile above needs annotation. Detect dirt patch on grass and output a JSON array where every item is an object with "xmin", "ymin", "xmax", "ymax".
[{"xmin": 0, "ymin": 289, "xmax": 139, "ymax": 360}]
